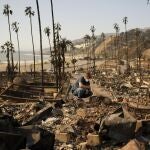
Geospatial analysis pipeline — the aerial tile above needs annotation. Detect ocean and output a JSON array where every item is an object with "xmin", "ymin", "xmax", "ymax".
[{"xmin": 0, "ymin": 51, "xmax": 50, "ymax": 64}]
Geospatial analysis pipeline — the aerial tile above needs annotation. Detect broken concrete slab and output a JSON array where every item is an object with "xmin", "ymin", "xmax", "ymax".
[
  {"xmin": 55, "ymin": 132, "xmax": 70, "ymax": 143},
  {"xmin": 87, "ymin": 133, "xmax": 101, "ymax": 146}
]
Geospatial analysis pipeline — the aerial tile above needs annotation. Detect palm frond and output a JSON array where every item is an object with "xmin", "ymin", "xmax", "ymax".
[
  {"xmin": 3, "ymin": 4, "xmax": 12, "ymax": 16},
  {"xmin": 44, "ymin": 26, "xmax": 50, "ymax": 37},
  {"xmin": 25, "ymin": 6, "xmax": 34, "ymax": 16},
  {"xmin": 90, "ymin": 26, "xmax": 96, "ymax": 34},
  {"xmin": 9, "ymin": 10, "xmax": 13, "ymax": 15},
  {"xmin": 31, "ymin": 11, "xmax": 35, "ymax": 16},
  {"xmin": 123, "ymin": 16, "xmax": 128, "ymax": 24},
  {"xmin": 12, "ymin": 22, "xmax": 19, "ymax": 32}
]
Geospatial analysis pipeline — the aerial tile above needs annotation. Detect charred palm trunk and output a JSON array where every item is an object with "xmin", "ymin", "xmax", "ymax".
[
  {"xmin": 8, "ymin": 14, "xmax": 14, "ymax": 80},
  {"xmin": 84, "ymin": 41, "xmax": 88, "ymax": 71},
  {"xmin": 48, "ymin": 36, "xmax": 52, "ymax": 70},
  {"xmin": 85, "ymin": 40, "xmax": 89, "ymax": 71},
  {"xmin": 91, "ymin": 39, "xmax": 96, "ymax": 74},
  {"xmin": 89, "ymin": 40, "xmax": 92, "ymax": 68},
  {"xmin": 115, "ymin": 33, "xmax": 118, "ymax": 71},
  {"xmin": 117, "ymin": 35, "xmax": 121, "ymax": 74},
  {"xmin": 36, "ymin": 0, "xmax": 44, "ymax": 88},
  {"xmin": 6, "ymin": 48, "xmax": 11, "ymax": 80},
  {"xmin": 119, "ymin": 34, "xmax": 123, "ymax": 59},
  {"xmin": 113, "ymin": 37, "xmax": 116, "ymax": 59},
  {"xmin": 111, "ymin": 36, "xmax": 114, "ymax": 59},
  {"xmin": 62, "ymin": 47, "xmax": 65, "ymax": 76},
  {"xmin": 50, "ymin": 0, "xmax": 58, "ymax": 90},
  {"xmin": 56, "ymin": 33, "xmax": 61, "ymax": 88},
  {"xmin": 125, "ymin": 24, "xmax": 129, "ymax": 72},
  {"xmin": 48, "ymin": 36, "xmax": 52, "ymax": 55},
  {"xmin": 104, "ymin": 40, "xmax": 106, "ymax": 72},
  {"xmin": 117, "ymin": 32, "xmax": 120, "ymax": 74},
  {"xmin": 16, "ymin": 32, "xmax": 21, "ymax": 74},
  {"xmin": 92, "ymin": 41, "xmax": 96, "ymax": 75},
  {"xmin": 30, "ymin": 16, "xmax": 36, "ymax": 78}
]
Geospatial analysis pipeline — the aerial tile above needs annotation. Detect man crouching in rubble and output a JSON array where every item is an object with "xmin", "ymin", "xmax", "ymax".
[{"xmin": 71, "ymin": 72, "xmax": 93, "ymax": 98}]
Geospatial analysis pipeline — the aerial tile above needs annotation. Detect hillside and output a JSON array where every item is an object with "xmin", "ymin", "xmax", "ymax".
[
  {"xmin": 143, "ymin": 49, "xmax": 150, "ymax": 59},
  {"xmin": 40, "ymin": 27, "xmax": 150, "ymax": 59},
  {"xmin": 93, "ymin": 28, "xmax": 150, "ymax": 60},
  {"xmin": 95, "ymin": 36, "xmax": 115, "ymax": 55}
]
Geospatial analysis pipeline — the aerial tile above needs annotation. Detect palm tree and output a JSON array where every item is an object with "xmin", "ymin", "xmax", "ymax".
[
  {"xmin": 50, "ymin": 0, "xmax": 59, "ymax": 90},
  {"xmin": 60, "ymin": 38, "xmax": 66, "ymax": 75},
  {"xmin": 60, "ymin": 38, "xmax": 72, "ymax": 75},
  {"xmin": 90, "ymin": 25, "xmax": 96, "ymax": 74},
  {"xmin": 123, "ymin": 16, "xmax": 129, "ymax": 72},
  {"xmin": 70, "ymin": 44, "xmax": 77, "ymax": 73},
  {"xmin": 12, "ymin": 22, "xmax": 21, "ymax": 74},
  {"xmin": 86, "ymin": 35, "xmax": 91, "ymax": 69},
  {"xmin": 25, "ymin": 6, "xmax": 36, "ymax": 78},
  {"xmin": 114, "ymin": 23, "xmax": 120, "ymax": 71},
  {"xmin": 50, "ymin": 0, "xmax": 56, "ymax": 52},
  {"xmin": 55, "ymin": 23, "xmax": 61, "ymax": 43},
  {"xmin": 84, "ymin": 35, "xmax": 91, "ymax": 66},
  {"xmin": 84, "ymin": 35, "xmax": 88, "ymax": 70},
  {"xmin": 101, "ymin": 32, "xmax": 107, "ymax": 71},
  {"xmin": 1, "ymin": 41, "xmax": 14, "ymax": 80},
  {"xmin": 44, "ymin": 27, "xmax": 51, "ymax": 55},
  {"xmin": 3, "ymin": 4, "xmax": 14, "ymax": 73},
  {"xmin": 55, "ymin": 23, "xmax": 62, "ymax": 88},
  {"xmin": 44, "ymin": 26, "xmax": 52, "ymax": 70},
  {"xmin": 71, "ymin": 58, "xmax": 77, "ymax": 73},
  {"xmin": 36, "ymin": 0, "xmax": 44, "ymax": 87}
]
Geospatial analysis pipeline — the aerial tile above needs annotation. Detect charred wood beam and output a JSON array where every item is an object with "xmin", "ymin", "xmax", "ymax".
[{"xmin": 22, "ymin": 104, "xmax": 53, "ymax": 126}]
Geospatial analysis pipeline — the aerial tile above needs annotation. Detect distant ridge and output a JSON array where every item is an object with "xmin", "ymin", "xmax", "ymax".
[
  {"xmin": 72, "ymin": 33, "xmax": 114, "ymax": 45},
  {"xmin": 41, "ymin": 26, "xmax": 150, "ymax": 55}
]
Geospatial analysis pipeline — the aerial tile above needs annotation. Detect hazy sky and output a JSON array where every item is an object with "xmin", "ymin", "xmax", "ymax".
[{"xmin": 0, "ymin": 0, "xmax": 150, "ymax": 51}]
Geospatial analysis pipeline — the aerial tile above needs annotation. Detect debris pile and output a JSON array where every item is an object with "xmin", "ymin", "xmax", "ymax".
[
  {"xmin": 93, "ymin": 70, "xmax": 150, "ymax": 109},
  {"xmin": 0, "ymin": 71, "xmax": 149, "ymax": 149}
]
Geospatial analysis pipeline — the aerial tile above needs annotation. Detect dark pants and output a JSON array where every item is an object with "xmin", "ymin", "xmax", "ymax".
[{"xmin": 71, "ymin": 86, "xmax": 93, "ymax": 98}]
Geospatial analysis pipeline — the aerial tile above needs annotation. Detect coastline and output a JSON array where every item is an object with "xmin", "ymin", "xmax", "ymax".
[{"xmin": 0, "ymin": 60, "xmax": 51, "ymax": 72}]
